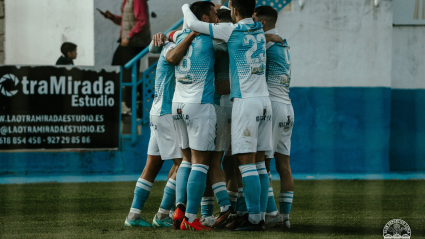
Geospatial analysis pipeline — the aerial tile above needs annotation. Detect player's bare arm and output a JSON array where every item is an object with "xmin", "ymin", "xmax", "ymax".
[
  {"xmin": 265, "ymin": 34, "xmax": 283, "ymax": 44},
  {"xmin": 165, "ymin": 31, "xmax": 200, "ymax": 65}
]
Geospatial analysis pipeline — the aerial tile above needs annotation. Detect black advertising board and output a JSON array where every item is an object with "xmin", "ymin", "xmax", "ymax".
[{"xmin": 0, "ymin": 66, "xmax": 120, "ymax": 150}]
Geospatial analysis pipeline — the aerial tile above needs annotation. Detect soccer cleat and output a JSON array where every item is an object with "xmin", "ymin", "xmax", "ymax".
[
  {"xmin": 225, "ymin": 214, "xmax": 247, "ymax": 230},
  {"xmin": 283, "ymin": 219, "xmax": 291, "ymax": 229},
  {"xmin": 152, "ymin": 215, "xmax": 173, "ymax": 228},
  {"xmin": 180, "ymin": 217, "xmax": 212, "ymax": 231},
  {"xmin": 234, "ymin": 219, "xmax": 266, "ymax": 231},
  {"xmin": 200, "ymin": 216, "xmax": 216, "ymax": 228},
  {"xmin": 265, "ymin": 213, "xmax": 284, "ymax": 229},
  {"xmin": 172, "ymin": 207, "xmax": 185, "ymax": 230},
  {"xmin": 211, "ymin": 207, "xmax": 235, "ymax": 229},
  {"xmin": 124, "ymin": 217, "xmax": 152, "ymax": 227}
]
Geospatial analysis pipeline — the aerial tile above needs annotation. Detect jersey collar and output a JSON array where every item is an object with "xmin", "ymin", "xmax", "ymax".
[
  {"xmin": 265, "ymin": 28, "xmax": 279, "ymax": 35},
  {"xmin": 238, "ymin": 18, "xmax": 254, "ymax": 24}
]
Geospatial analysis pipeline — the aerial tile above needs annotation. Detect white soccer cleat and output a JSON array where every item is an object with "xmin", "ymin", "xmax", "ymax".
[
  {"xmin": 200, "ymin": 216, "xmax": 216, "ymax": 228},
  {"xmin": 265, "ymin": 213, "xmax": 284, "ymax": 228}
]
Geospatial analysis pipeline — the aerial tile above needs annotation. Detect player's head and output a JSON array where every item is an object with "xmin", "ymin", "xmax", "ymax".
[
  {"xmin": 190, "ymin": 1, "xmax": 217, "ymax": 24},
  {"xmin": 217, "ymin": 9, "xmax": 233, "ymax": 23},
  {"xmin": 229, "ymin": 0, "xmax": 256, "ymax": 22},
  {"xmin": 61, "ymin": 42, "xmax": 77, "ymax": 59},
  {"xmin": 253, "ymin": 6, "xmax": 278, "ymax": 31}
]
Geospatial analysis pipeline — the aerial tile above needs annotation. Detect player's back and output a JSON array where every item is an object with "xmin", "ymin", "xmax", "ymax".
[
  {"xmin": 266, "ymin": 35, "xmax": 291, "ymax": 104},
  {"xmin": 226, "ymin": 19, "xmax": 269, "ymax": 100},
  {"xmin": 173, "ymin": 29, "xmax": 216, "ymax": 104},
  {"xmin": 151, "ymin": 42, "xmax": 176, "ymax": 116}
]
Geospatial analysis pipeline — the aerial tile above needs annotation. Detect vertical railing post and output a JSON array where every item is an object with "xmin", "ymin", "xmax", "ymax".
[
  {"xmin": 131, "ymin": 64, "xmax": 138, "ymax": 145},
  {"xmin": 119, "ymin": 66, "xmax": 123, "ymax": 149}
]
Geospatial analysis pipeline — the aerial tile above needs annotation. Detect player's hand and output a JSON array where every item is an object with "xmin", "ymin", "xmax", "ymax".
[
  {"xmin": 214, "ymin": 3, "xmax": 222, "ymax": 10},
  {"xmin": 190, "ymin": 31, "xmax": 201, "ymax": 37},
  {"xmin": 153, "ymin": 32, "xmax": 166, "ymax": 46},
  {"xmin": 104, "ymin": 10, "xmax": 114, "ymax": 19},
  {"xmin": 121, "ymin": 37, "xmax": 130, "ymax": 46},
  {"xmin": 265, "ymin": 34, "xmax": 283, "ymax": 44},
  {"xmin": 215, "ymin": 81, "xmax": 231, "ymax": 95},
  {"xmin": 229, "ymin": 0, "xmax": 233, "ymax": 9}
]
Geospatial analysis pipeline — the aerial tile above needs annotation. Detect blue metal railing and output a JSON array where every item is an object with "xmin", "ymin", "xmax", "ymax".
[{"xmin": 120, "ymin": 19, "xmax": 184, "ymax": 145}]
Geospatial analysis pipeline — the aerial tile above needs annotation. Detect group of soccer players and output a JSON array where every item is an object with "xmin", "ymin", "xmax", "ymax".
[{"xmin": 124, "ymin": 0, "xmax": 294, "ymax": 231}]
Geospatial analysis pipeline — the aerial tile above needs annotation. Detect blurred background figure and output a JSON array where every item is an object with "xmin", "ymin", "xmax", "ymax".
[
  {"xmin": 56, "ymin": 42, "xmax": 77, "ymax": 66},
  {"xmin": 101, "ymin": 0, "xmax": 151, "ymax": 115}
]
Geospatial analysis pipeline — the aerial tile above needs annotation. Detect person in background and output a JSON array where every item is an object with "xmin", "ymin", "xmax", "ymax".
[
  {"xmin": 102, "ymin": 0, "xmax": 152, "ymax": 115},
  {"xmin": 56, "ymin": 42, "xmax": 77, "ymax": 65}
]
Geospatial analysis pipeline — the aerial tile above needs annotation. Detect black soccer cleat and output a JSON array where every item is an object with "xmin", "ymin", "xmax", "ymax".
[{"xmin": 234, "ymin": 219, "xmax": 266, "ymax": 231}]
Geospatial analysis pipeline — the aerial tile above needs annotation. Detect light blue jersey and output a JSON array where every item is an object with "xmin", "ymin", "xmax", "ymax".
[
  {"xmin": 182, "ymin": 5, "xmax": 269, "ymax": 100},
  {"xmin": 173, "ymin": 29, "xmax": 216, "ymax": 104},
  {"xmin": 265, "ymin": 29, "xmax": 291, "ymax": 104},
  {"xmin": 150, "ymin": 42, "xmax": 176, "ymax": 116},
  {"xmin": 214, "ymin": 51, "xmax": 232, "ymax": 107}
]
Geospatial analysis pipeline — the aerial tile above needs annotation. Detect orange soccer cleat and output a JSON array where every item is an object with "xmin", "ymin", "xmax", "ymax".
[
  {"xmin": 172, "ymin": 207, "xmax": 185, "ymax": 230},
  {"xmin": 180, "ymin": 218, "xmax": 212, "ymax": 231}
]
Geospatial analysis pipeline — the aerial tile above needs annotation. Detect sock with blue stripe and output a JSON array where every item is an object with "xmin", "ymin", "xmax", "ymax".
[
  {"xmin": 228, "ymin": 190, "xmax": 238, "ymax": 209},
  {"xmin": 175, "ymin": 161, "xmax": 191, "ymax": 207},
  {"xmin": 236, "ymin": 187, "xmax": 247, "ymax": 217},
  {"xmin": 266, "ymin": 186, "xmax": 278, "ymax": 216},
  {"xmin": 256, "ymin": 162, "xmax": 269, "ymax": 221},
  {"xmin": 279, "ymin": 191, "xmax": 294, "ymax": 220},
  {"xmin": 201, "ymin": 197, "xmax": 214, "ymax": 218},
  {"xmin": 212, "ymin": 182, "xmax": 231, "ymax": 212},
  {"xmin": 128, "ymin": 178, "xmax": 152, "ymax": 220},
  {"xmin": 157, "ymin": 178, "xmax": 176, "ymax": 219},
  {"xmin": 185, "ymin": 164, "xmax": 209, "ymax": 223},
  {"xmin": 239, "ymin": 164, "xmax": 261, "ymax": 224}
]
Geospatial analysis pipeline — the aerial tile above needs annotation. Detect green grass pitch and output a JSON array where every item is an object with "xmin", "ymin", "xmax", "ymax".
[{"xmin": 1, "ymin": 180, "xmax": 424, "ymax": 238}]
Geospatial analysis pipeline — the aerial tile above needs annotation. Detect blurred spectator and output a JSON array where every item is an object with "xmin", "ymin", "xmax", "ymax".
[
  {"xmin": 103, "ymin": 0, "xmax": 151, "ymax": 115},
  {"xmin": 56, "ymin": 42, "xmax": 77, "ymax": 65}
]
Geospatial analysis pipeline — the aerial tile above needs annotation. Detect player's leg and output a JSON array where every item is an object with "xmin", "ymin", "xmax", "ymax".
[
  {"xmin": 125, "ymin": 115, "xmax": 164, "ymax": 227},
  {"xmin": 181, "ymin": 103, "xmax": 215, "ymax": 231},
  {"xmin": 264, "ymin": 157, "xmax": 281, "ymax": 228},
  {"xmin": 125, "ymin": 155, "xmax": 163, "ymax": 227},
  {"xmin": 200, "ymin": 178, "xmax": 215, "ymax": 227},
  {"xmin": 172, "ymin": 103, "xmax": 192, "ymax": 229},
  {"xmin": 274, "ymin": 103, "xmax": 295, "ymax": 229},
  {"xmin": 255, "ymin": 97, "xmax": 274, "ymax": 226},
  {"xmin": 232, "ymin": 98, "xmax": 264, "ymax": 231},
  {"xmin": 275, "ymin": 153, "xmax": 293, "ymax": 228},
  {"xmin": 222, "ymin": 154, "xmax": 238, "ymax": 208}
]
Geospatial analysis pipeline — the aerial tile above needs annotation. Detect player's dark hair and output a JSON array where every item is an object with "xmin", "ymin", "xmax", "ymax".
[
  {"xmin": 61, "ymin": 42, "xmax": 77, "ymax": 57},
  {"xmin": 217, "ymin": 9, "xmax": 232, "ymax": 23},
  {"xmin": 231, "ymin": 0, "xmax": 256, "ymax": 18},
  {"xmin": 254, "ymin": 6, "xmax": 278, "ymax": 26},
  {"xmin": 190, "ymin": 1, "xmax": 215, "ymax": 20}
]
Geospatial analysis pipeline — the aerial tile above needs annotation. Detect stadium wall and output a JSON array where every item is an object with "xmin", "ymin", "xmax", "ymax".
[
  {"xmin": 4, "ymin": 0, "xmax": 95, "ymax": 66},
  {"xmin": 1, "ymin": 0, "xmax": 424, "ymax": 177}
]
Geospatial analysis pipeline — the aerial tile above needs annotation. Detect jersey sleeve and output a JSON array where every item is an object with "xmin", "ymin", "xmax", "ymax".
[
  {"xmin": 213, "ymin": 39, "xmax": 227, "ymax": 52},
  {"xmin": 182, "ymin": 4, "xmax": 235, "ymax": 42},
  {"xmin": 162, "ymin": 42, "xmax": 175, "ymax": 56}
]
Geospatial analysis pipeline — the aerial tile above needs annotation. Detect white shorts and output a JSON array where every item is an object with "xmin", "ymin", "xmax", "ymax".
[
  {"xmin": 215, "ymin": 105, "xmax": 232, "ymax": 152},
  {"xmin": 172, "ymin": 102, "xmax": 216, "ymax": 151},
  {"xmin": 265, "ymin": 102, "xmax": 294, "ymax": 158},
  {"xmin": 231, "ymin": 97, "xmax": 273, "ymax": 155},
  {"xmin": 147, "ymin": 114, "xmax": 182, "ymax": 160}
]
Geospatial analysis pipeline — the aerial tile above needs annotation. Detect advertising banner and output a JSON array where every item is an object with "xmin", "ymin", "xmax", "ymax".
[{"xmin": 0, "ymin": 66, "xmax": 120, "ymax": 150}]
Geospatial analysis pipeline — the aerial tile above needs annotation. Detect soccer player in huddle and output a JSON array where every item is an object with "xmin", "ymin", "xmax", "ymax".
[
  {"xmin": 170, "ymin": 1, "xmax": 233, "ymax": 231},
  {"xmin": 253, "ymin": 6, "xmax": 294, "ymax": 229},
  {"xmin": 123, "ymin": 30, "xmax": 199, "ymax": 228},
  {"xmin": 183, "ymin": 0, "xmax": 273, "ymax": 231}
]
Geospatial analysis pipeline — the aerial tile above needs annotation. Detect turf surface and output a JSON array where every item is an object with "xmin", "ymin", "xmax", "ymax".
[{"xmin": 0, "ymin": 180, "xmax": 424, "ymax": 238}]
